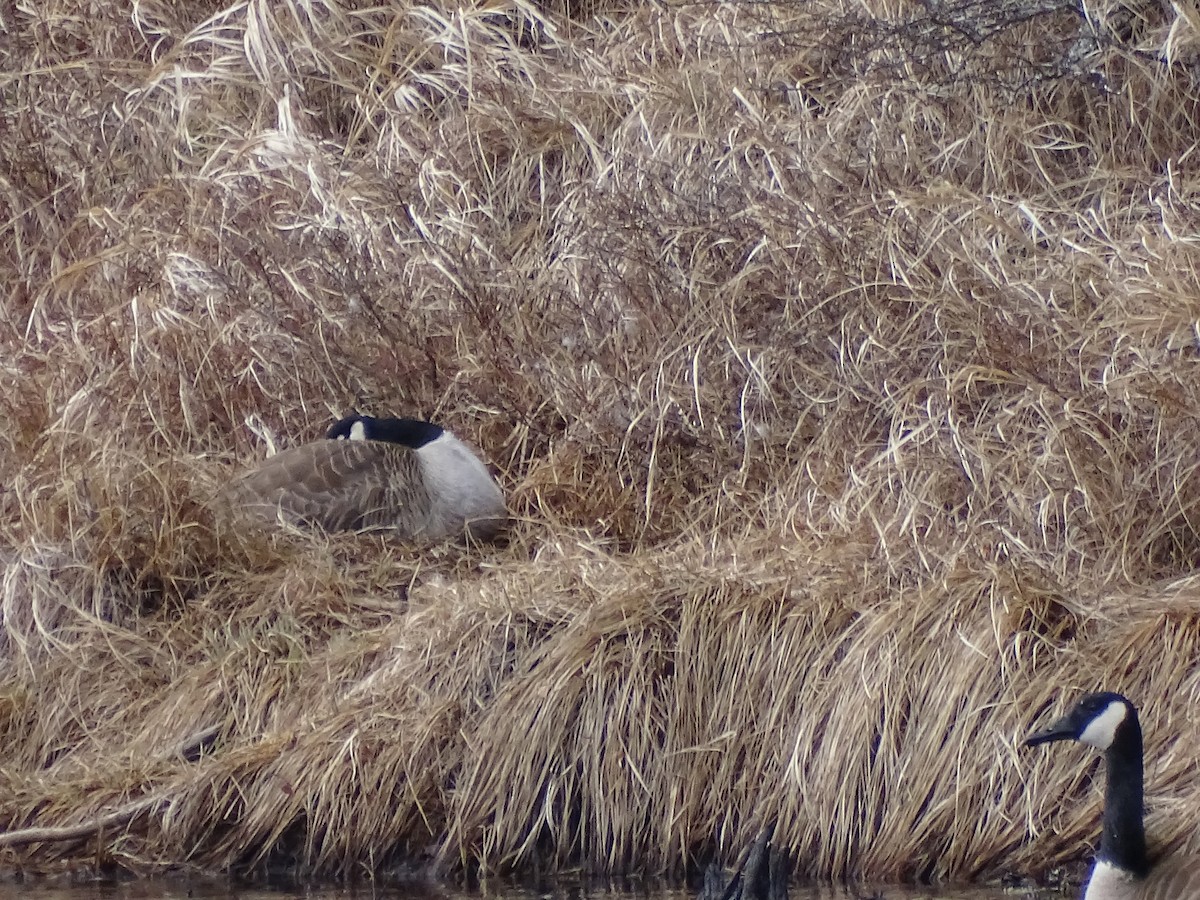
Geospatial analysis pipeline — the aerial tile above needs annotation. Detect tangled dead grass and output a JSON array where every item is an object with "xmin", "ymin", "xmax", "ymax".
[{"xmin": 4, "ymin": 0, "xmax": 1200, "ymax": 886}]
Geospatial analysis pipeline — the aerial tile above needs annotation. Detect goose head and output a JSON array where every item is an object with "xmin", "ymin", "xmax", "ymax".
[
  {"xmin": 326, "ymin": 414, "xmax": 443, "ymax": 447},
  {"xmin": 1026, "ymin": 691, "xmax": 1137, "ymax": 752}
]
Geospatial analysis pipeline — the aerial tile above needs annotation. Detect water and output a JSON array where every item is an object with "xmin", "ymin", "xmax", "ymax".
[{"xmin": 0, "ymin": 882, "xmax": 1060, "ymax": 900}]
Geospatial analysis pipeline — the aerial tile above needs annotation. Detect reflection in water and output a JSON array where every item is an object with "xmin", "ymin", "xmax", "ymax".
[{"xmin": 0, "ymin": 883, "xmax": 1048, "ymax": 900}]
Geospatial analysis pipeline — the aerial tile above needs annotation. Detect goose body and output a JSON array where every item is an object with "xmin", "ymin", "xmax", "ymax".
[
  {"xmin": 222, "ymin": 414, "xmax": 506, "ymax": 541},
  {"xmin": 1026, "ymin": 692, "xmax": 1199, "ymax": 900}
]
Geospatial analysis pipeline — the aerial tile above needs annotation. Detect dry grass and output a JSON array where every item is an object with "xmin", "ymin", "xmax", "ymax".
[{"xmin": 3, "ymin": 0, "xmax": 1200, "ymax": 886}]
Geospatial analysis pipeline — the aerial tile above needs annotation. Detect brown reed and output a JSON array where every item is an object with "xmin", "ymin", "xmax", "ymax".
[{"xmin": 3, "ymin": 0, "xmax": 1200, "ymax": 885}]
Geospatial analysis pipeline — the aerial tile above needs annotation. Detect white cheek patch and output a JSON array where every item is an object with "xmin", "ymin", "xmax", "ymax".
[
  {"xmin": 1079, "ymin": 700, "xmax": 1127, "ymax": 750},
  {"xmin": 349, "ymin": 421, "xmax": 367, "ymax": 441}
]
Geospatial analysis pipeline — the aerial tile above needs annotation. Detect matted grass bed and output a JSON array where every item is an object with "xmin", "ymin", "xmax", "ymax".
[{"xmin": 3, "ymin": 0, "xmax": 1200, "ymax": 885}]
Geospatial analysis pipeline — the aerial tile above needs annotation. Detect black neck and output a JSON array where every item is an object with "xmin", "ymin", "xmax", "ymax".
[
  {"xmin": 327, "ymin": 415, "xmax": 443, "ymax": 448},
  {"xmin": 368, "ymin": 417, "xmax": 442, "ymax": 448},
  {"xmin": 1100, "ymin": 712, "xmax": 1148, "ymax": 878}
]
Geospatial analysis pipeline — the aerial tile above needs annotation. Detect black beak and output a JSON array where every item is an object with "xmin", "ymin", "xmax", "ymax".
[{"xmin": 1025, "ymin": 713, "xmax": 1077, "ymax": 747}]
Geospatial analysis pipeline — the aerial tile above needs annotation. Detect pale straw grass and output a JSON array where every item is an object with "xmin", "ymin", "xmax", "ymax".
[{"xmin": 3, "ymin": 0, "xmax": 1200, "ymax": 886}]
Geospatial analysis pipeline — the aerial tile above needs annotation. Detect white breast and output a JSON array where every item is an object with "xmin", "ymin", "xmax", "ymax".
[
  {"xmin": 1085, "ymin": 860, "xmax": 1141, "ymax": 900},
  {"xmin": 415, "ymin": 432, "xmax": 506, "ymax": 538}
]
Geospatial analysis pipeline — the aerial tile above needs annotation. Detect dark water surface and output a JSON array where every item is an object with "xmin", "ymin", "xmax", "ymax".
[{"xmin": 0, "ymin": 882, "xmax": 1058, "ymax": 900}]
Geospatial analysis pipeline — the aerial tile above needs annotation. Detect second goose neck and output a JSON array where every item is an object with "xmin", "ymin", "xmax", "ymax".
[{"xmin": 1100, "ymin": 714, "xmax": 1148, "ymax": 878}]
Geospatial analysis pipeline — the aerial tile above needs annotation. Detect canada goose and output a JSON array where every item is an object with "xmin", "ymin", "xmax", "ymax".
[
  {"xmin": 1025, "ymin": 691, "xmax": 1198, "ymax": 900},
  {"xmin": 222, "ymin": 414, "xmax": 506, "ymax": 541}
]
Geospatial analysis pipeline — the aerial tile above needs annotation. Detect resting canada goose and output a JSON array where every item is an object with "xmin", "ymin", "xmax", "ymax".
[
  {"xmin": 1026, "ymin": 691, "xmax": 1199, "ymax": 900},
  {"xmin": 222, "ymin": 414, "xmax": 506, "ymax": 541}
]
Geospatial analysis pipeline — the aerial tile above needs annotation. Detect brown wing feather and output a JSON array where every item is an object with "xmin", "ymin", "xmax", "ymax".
[
  {"xmin": 1145, "ymin": 854, "xmax": 1200, "ymax": 900},
  {"xmin": 220, "ymin": 441, "xmax": 432, "ymax": 536}
]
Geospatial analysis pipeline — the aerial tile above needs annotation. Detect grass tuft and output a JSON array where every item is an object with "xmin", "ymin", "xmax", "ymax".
[{"xmin": 4, "ymin": 0, "xmax": 1200, "ymax": 884}]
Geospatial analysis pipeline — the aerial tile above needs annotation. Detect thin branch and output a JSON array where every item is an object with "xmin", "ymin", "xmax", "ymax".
[{"xmin": 0, "ymin": 724, "xmax": 221, "ymax": 850}]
